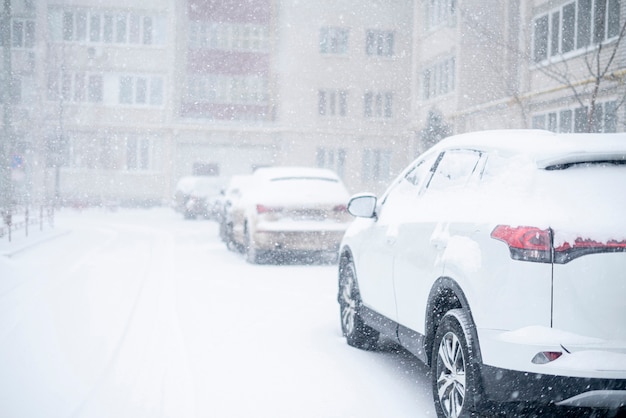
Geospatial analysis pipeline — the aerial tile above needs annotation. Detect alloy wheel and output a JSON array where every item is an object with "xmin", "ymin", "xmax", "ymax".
[
  {"xmin": 340, "ymin": 272, "xmax": 357, "ymax": 336},
  {"xmin": 436, "ymin": 331, "xmax": 466, "ymax": 418}
]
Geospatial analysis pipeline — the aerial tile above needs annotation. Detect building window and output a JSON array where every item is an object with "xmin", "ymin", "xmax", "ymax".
[
  {"xmin": 46, "ymin": 71, "xmax": 103, "ymax": 103},
  {"xmin": 364, "ymin": 91, "xmax": 393, "ymax": 118},
  {"xmin": 422, "ymin": 57, "xmax": 456, "ymax": 100},
  {"xmin": 365, "ymin": 30, "xmax": 394, "ymax": 56},
  {"xmin": 0, "ymin": 74, "xmax": 22, "ymax": 104},
  {"xmin": 186, "ymin": 74, "xmax": 268, "ymax": 105},
  {"xmin": 318, "ymin": 89, "xmax": 348, "ymax": 116},
  {"xmin": 426, "ymin": 0, "xmax": 457, "ymax": 30},
  {"xmin": 532, "ymin": 101, "xmax": 618, "ymax": 133},
  {"xmin": 316, "ymin": 147, "xmax": 346, "ymax": 178},
  {"xmin": 574, "ymin": 106, "xmax": 589, "ymax": 132},
  {"xmin": 533, "ymin": 0, "xmax": 621, "ymax": 63},
  {"xmin": 362, "ymin": 148, "xmax": 392, "ymax": 182},
  {"xmin": 50, "ymin": 8, "xmax": 166, "ymax": 46},
  {"xmin": 126, "ymin": 138, "xmax": 152, "ymax": 170},
  {"xmin": 320, "ymin": 27, "xmax": 349, "ymax": 54},
  {"xmin": 88, "ymin": 75, "xmax": 103, "ymax": 102},
  {"xmin": 363, "ymin": 91, "xmax": 393, "ymax": 118},
  {"xmin": 188, "ymin": 21, "xmax": 269, "ymax": 52},
  {"xmin": 118, "ymin": 75, "xmax": 164, "ymax": 106},
  {"xmin": 8, "ymin": 19, "xmax": 36, "ymax": 48}
]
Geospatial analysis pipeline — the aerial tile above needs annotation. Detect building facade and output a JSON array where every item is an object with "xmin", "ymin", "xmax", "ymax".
[
  {"xmin": 1, "ymin": 0, "xmax": 624, "ymax": 207},
  {"xmin": 412, "ymin": 0, "xmax": 625, "ymax": 152}
]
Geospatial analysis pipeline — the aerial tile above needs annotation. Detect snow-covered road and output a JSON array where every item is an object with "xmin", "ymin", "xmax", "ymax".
[{"xmin": 0, "ymin": 208, "xmax": 434, "ymax": 418}]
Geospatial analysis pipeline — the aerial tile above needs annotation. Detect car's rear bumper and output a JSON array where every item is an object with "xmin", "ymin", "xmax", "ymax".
[
  {"xmin": 479, "ymin": 326, "xmax": 626, "ymax": 407},
  {"xmin": 253, "ymin": 229, "xmax": 346, "ymax": 252},
  {"xmin": 482, "ymin": 365, "xmax": 626, "ymax": 408}
]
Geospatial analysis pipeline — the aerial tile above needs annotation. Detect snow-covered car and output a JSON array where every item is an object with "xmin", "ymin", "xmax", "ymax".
[
  {"xmin": 173, "ymin": 176, "xmax": 223, "ymax": 220},
  {"xmin": 230, "ymin": 167, "xmax": 352, "ymax": 263},
  {"xmin": 338, "ymin": 130, "xmax": 626, "ymax": 417},
  {"xmin": 217, "ymin": 174, "xmax": 253, "ymax": 247}
]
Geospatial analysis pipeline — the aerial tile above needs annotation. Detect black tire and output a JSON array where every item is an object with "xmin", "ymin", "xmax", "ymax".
[
  {"xmin": 224, "ymin": 223, "xmax": 237, "ymax": 251},
  {"xmin": 432, "ymin": 309, "xmax": 486, "ymax": 418},
  {"xmin": 338, "ymin": 260, "xmax": 379, "ymax": 350},
  {"xmin": 245, "ymin": 226, "xmax": 261, "ymax": 264}
]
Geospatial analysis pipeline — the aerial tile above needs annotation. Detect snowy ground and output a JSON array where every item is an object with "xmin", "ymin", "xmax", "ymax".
[{"xmin": 0, "ymin": 207, "xmax": 435, "ymax": 418}]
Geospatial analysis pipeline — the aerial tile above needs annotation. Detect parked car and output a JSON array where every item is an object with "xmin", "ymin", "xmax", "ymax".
[
  {"xmin": 230, "ymin": 166, "xmax": 352, "ymax": 263},
  {"xmin": 217, "ymin": 174, "xmax": 253, "ymax": 248},
  {"xmin": 338, "ymin": 130, "xmax": 626, "ymax": 417},
  {"xmin": 173, "ymin": 176, "xmax": 223, "ymax": 220}
]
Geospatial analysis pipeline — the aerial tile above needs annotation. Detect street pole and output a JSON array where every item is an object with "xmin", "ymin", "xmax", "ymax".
[{"xmin": 1, "ymin": 0, "xmax": 14, "ymax": 213}]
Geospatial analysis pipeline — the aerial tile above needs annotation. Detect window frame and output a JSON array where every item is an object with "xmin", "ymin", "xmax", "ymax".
[
  {"xmin": 319, "ymin": 26, "xmax": 349, "ymax": 55},
  {"xmin": 533, "ymin": 0, "xmax": 622, "ymax": 64},
  {"xmin": 365, "ymin": 29, "xmax": 394, "ymax": 57}
]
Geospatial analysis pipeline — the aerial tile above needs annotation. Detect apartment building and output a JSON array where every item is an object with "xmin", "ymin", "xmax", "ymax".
[
  {"xmin": 412, "ymin": 0, "xmax": 625, "ymax": 148},
  {"xmin": 1, "ymin": 0, "xmax": 624, "ymax": 207},
  {"xmin": 271, "ymin": 0, "xmax": 415, "ymax": 193},
  {"xmin": 170, "ymin": 0, "xmax": 415, "ymax": 195},
  {"xmin": 171, "ymin": 0, "xmax": 280, "ymax": 184},
  {"xmin": 527, "ymin": 0, "xmax": 624, "ymax": 133}
]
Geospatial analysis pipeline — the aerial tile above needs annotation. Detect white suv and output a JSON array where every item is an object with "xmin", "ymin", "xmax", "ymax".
[{"xmin": 338, "ymin": 130, "xmax": 626, "ymax": 417}]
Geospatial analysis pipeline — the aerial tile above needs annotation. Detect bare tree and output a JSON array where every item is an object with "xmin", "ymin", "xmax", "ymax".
[
  {"xmin": 420, "ymin": 108, "xmax": 452, "ymax": 150},
  {"xmin": 460, "ymin": 2, "xmax": 626, "ymax": 133}
]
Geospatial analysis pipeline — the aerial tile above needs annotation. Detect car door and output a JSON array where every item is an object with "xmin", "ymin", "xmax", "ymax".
[
  {"xmin": 355, "ymin": 154, "xmax": 439, "ymax": 323},
  {"xmin": 393, "ymin": 149, "xmax": 483, "ymax": 337}
]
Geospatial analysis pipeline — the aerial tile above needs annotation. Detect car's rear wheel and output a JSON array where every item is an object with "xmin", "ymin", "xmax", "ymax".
[
  {"xmin": 432, "ymin": 309, "xmax": 486, "ymax": 418},
  {"xmin": 245, "ymin": 226, "xmax": 261, "ymax": 264},
  {"xmin": 338, "ymin": 260, "xmax": 379, "ymax": 350}
]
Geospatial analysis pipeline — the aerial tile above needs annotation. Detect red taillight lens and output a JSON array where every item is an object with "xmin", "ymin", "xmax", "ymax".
[
  {"xmin": 493, "ymin": 225, "xmax": 626, "ymax": 264},
  {"xmin": 554, "ymin": 237, "xmax": 626, "ymax": 263},
  {"xmin": 491, "ymin": 225, "xmax": 553, "ymax": 263},
  {"xmin": 333, "ymin": 205, "xmax": 347, "ymax": 213},
  {"xmin": 256, "ymin": 205, "xmax": 274, "ymax": 214},
  {"xmin": 531, "ymin": 351, "xmax": 563, "ymax": 364},
  {"xmin": 256, "ymin": 204, "xmax": 281, "ymax": 214},
  {"xmin": 555, "ymin": 238, "xmax": 626, "ymax": 251}
]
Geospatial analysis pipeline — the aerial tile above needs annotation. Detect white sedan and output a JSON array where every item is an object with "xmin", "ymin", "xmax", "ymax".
[{"xmin": 230, "ymin": 166, "xmax": 352, "ymax": 264}]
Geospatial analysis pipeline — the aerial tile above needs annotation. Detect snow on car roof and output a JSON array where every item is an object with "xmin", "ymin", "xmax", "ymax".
[
  {"xmin": 253, "ymin": 166, "xmax": 341, "ymax": 182},
  {"xmin": 433, "ymin": 129, "xmax": 626, "ymax": 168},
  {"xmin": 176, "ymin": 176, "xmax": 223, "ymax": 195},
  {"xmin": 246, "ymin": 166, "xmax": 348, "ymax": 206}
]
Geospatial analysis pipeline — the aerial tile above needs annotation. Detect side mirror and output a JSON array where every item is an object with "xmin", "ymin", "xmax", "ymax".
[{"xmin": 347, "ymin": 193, "xmax": 377, "ymax": 218}]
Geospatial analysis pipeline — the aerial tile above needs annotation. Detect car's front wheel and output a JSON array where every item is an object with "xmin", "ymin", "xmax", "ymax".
[
  {"xmin": 338, "ymin": 260, "xmax": 379, "ymax": 350},
  {"xmin": 432, "ymin": 309, "xmax": 486, "ymax": 418}
]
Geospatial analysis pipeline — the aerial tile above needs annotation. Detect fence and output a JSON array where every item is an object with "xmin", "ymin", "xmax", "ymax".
[{"xmin": 0, "ymin": 205, "xmax": 55, "ymax": 242}]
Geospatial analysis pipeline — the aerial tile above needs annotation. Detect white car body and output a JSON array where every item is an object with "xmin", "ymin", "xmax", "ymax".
[
  {"xmin": 339, "ymin": 130, "xmax": 626, "ymax": 413},
  {"xmin": 232, "ymin": 166, "xmax": 352, "ymax": 263}
]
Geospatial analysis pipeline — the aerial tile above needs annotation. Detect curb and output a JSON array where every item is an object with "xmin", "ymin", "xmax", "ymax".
[{"xmin": 0, "ymin": 229, "xmax": 72, "ymax": 258}]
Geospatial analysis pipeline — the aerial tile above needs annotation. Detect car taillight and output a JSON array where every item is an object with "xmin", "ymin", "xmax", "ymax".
[
  {"xmin": 492, "ymin": 225, "xmax": 626, "ymax": 264},
  {"xmin": 333, "ymin": 205, "xmax": 347, "ymax": 213},
  {"xmin": 531, "ymin": 351, "xmax": 563, "ymax": 364},
  {"xmin": 491, "ymin": 225, "xmax": 553, "ymax": 263},
  {"xmin": 553, "ymin": 237, "xmax": 626, "ymax": 263},
  {"xmin": 256, "ymin": 204, "xmax": 281, "ymax": 214}
]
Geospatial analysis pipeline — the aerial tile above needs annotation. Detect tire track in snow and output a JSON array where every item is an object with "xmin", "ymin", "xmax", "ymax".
[{"xmin": 70, "ymin": 224, "xmax": 195, "ymax": 418}]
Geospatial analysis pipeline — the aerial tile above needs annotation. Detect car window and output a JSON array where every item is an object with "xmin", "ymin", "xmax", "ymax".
[
  {"xmin": 379, "ymin": 154, "xmax": 438, "ymax": 211},
  {"xmin": 405, "ymin": 155, "xmax": 437, "ymax": 188},
  {"xmin": 426, "ymin": 149, "xmax": 482, "ymax": 192}
]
